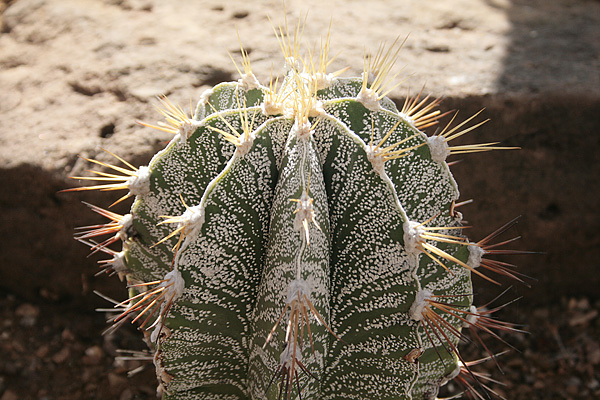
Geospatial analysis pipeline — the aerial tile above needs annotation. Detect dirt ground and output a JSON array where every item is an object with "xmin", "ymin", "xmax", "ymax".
[
  {"xmin": 0, "ymin": 0, "xmax": 599, "ymax": 399},
  {"xmin": 2, "ymin": 290, "xmax": 599, "ymax": 400}
]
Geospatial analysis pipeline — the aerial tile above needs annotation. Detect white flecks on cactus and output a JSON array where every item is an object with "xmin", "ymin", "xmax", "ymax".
[
  {"xmin": 427, "ymin": 135, "xmax": 451, "ymax": 163},
  {"xmin": 409, "ymin": 289, "xmax": 434, "ymax": 321}
]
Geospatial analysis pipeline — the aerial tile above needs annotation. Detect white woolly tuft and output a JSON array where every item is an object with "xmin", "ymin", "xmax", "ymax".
[
  {"xmin": 464, "ymin": 305, "xmax": 479, "ymax": 327},
  {"xmin": 284, "ymin": 56, "xmax": 301, "ymax": 73},
  {"xmin": 180, "ymin": 205, "xmax": 205, "ymax": 241},
  {"xmin": 149, "ymin": 270, "xmax": 184, "ymax": 344},
  {"xmin": 179, "ymin": 120, "xmax": 201, "ymax": 141},
  {"xmin": 403, "ymin": 220, "xmax": 424, "ymax": 255},
  {"xmin": 366, "ymin": 147, "xmax": 385, "ymax": 176},
  {"xmin": 292, "ymin": 192, "xmax": 315, "ymax": 234},
  {"xmin": 427, "ymin": 135, "xmax": 450, "ymax": 163},
  {"xmin": 109, "ymin": 251, "xmax": 128, "ymax": 275},
  {"xmin": 409, "ymin": 289, "xmax": 433, "ymax": 321},
  {"xmin": 239, "ymin": 73, "xmax": 260, "ymax": 90},
  {"xmin": 127, "ymin": 166, "xmax": 151, "ymax": 196},
  {"xmin": 292, "ymin": 120, "xmax": 313, "ymax": 141},
  {"xmin": 356, "ymin": 87, "xmax": 381, "ymax": 112},
  {"xmin": 280, "ymin": 341, "xmax": 303, "ymax": 367},
  {"xmin": 467, "ymin": 244, "xmax": 486, "ymax": 269},
  {"xmin": 286, "ymin": 279, "xmax": 311, "ymax": 304},
  {"xmin": 115, "ymin": 214, "xmax": 133, "ymax": 241},
  {"xmin": 236, "ymin": 131, "xmax": 255, "ymax": 157},
  {"xmin": 312, "ymin": 72, "xmax": 334, "ymax": 91},
  {"xmin": 261, "ymin": 99, "xmax": 283, "ymax": 116},
  {"xmin": 161, "ymin": 268, "xmax": 186, "ymax": 301},
  {"xmin": 308, "ymin": 99, "xmax": 325, "ymax": 118}
]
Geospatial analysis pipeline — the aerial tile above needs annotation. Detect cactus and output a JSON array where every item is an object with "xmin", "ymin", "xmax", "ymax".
[{"xmin": 67, "ymin": 19, "xmax": 529, "ymax": 400}]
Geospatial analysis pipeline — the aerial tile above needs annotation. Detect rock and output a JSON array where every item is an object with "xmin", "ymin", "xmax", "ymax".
[
  {"xmin": 51, "ymin": 346, "xmax": 70, "ymax": 364},
  {"xmin": 119, "ymin": 388, "xmax": 133, "ymax": 400},
  {"xmin": 107, "ymin": 372, "xmax": 128, "ymax": 388},
  {"xmin": 569, "ymin": 310, "xmax": 598, "ymax": 327},
  {"xmin": 61, "ymin": 328, "xmax": 75, "ymax": 341},
  {"xmin": 14, "ymin": 303, "xmax": 39, "ymax": 327},
  {"xmin": 83, "ymin": 345, "xmax": 104, "ymax": 365},
  {"xmin": 34, "ymin": 344, "xmax": 50, "ymax": 358},
  {"xmin": 0, "ymin": 390, "xmax": 18, "ymax": 400}
]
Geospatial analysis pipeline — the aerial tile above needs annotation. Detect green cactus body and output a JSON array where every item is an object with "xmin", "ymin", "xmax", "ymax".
[{"xmin": 69, "ymin": 23, "xmax": 524, "ymax": 400}]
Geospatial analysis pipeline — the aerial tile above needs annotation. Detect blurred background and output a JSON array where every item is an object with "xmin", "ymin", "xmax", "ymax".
[{"xmin": 0, "ymin": 0, "xmax": 598, "ymax": 399}]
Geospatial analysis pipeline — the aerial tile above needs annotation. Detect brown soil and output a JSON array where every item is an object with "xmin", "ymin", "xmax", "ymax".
[
  {"xmin": 2, "ymin": 291, "xmax": 599, "ymax": 400},
  {"xmin": 0, "ymin": 0, "xmax": 598, "ymax": 399}
]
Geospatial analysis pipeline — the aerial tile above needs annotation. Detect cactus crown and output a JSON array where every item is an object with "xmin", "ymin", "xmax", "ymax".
[{"xmin": 67, "ymin": 15, "xmax": 529, "ymax": 400}]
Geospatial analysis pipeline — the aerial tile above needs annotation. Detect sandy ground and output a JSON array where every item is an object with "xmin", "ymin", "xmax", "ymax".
[{"xmin": 0, "ymin": 0, "xmax": 599, "ymax": 398}]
